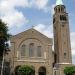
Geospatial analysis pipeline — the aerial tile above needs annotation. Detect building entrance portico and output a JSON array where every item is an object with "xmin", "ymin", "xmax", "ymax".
[{"xmin": 14, "ymin": 65, "xmax": 47, "ymax": 75}]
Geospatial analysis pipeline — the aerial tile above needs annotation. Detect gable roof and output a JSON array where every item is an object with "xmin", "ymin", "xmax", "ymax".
[{"xmin": 11, "ymin": 28, "xmax": 52, "ymax": 44}]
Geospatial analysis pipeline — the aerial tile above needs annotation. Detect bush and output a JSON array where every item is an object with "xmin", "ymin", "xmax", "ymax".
[
  {"xmin": 18, "ymin": 65, "xmax": 34, "ymax": 75},
  {"xmin": 64, "ymin": 66, "xmax": 75, "ymax": 75}
]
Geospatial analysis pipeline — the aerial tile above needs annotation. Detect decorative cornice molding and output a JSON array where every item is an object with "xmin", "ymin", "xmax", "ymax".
[{"xmin": 16, "ymin": 60, "xmax": 46, "ymax": 63}]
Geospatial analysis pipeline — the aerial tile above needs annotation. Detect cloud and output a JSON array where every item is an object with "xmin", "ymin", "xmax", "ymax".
[
  {"xmin": 35, "ymin": 0, "xmax": 48, "ymax": 9},
  {"xmin": 72, "ymin": 55, "xmax": 75, "ymax": 64},
  {"xmin": 29, "ymin": 0, "xmax": 52, "ymax": 13},
  {"xmin": 0, "ymin": 0, "xmax": 51, "ymax": 29},
  {"xmin": 71, "ymin": 32, "xmax": 75, "ymax": 55},
  {"xmin": 0, "ymin": 0, "xmax": 29, "ymax": 16},
  {"xmin": 0, "ymin": 0, "xmax": 29, "ymax": 28},
  {"xmin": 1, "ymin": 11, "xmax": 28, "ymax": 28},
  {"xmin": 34, "ymin": 24, "xmax": 53, "ymax": 38},
  {"xmin": 50, "ymin": 4, "xmax": 56, "ymax": 14},
  {"xmin": 30, "ymin": 0, "xmax": 48, "ymax": 10},
  {"xmin": 70, "ymin": 32, "xmax": 75, "ymax": 64}
]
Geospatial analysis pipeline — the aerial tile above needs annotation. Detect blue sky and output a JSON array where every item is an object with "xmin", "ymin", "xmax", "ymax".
[{"xmin": 0, "ymin": 0, "xmax": 75, "ymax": 64}]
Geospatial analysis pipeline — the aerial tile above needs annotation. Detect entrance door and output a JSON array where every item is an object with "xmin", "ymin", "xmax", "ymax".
[
  {"xmin": 39, "ymin": 72, "xmax": 46, "ymax": 75},
  {"xmin": 38, "ymin": 67, "xmax": 46, "ymax": 75}
]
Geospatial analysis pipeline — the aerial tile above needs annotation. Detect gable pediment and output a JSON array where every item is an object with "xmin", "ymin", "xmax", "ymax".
[{"xmin": 11, "ymin": 28, "xmax": 52, "ymax": 45}]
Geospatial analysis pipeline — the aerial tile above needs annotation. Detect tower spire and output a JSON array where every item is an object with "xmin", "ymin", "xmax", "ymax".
[{"xmin": 56, "ymin": 0, "xmax": 63, "ymax": 5}]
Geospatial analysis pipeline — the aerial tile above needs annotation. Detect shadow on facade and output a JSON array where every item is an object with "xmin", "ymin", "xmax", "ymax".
[{"xmin": 0, "ymin": 61, "xmax": 10, "ymax": 75}]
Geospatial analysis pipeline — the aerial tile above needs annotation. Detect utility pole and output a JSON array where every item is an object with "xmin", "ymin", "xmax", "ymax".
[{"xmin": 1, "ymin": 50, "xmax": 5, "ymax": 75}]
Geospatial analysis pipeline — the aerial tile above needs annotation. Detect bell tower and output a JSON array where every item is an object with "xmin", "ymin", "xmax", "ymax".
[{"xmin": 53, "ymin": 0, "xmax": 72, "ymax": 64}]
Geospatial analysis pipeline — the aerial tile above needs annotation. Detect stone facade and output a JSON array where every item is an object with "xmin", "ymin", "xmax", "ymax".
[
  {"xmin": 10, "ymin": 29, "xmax": 53, "ymax": 75},
  {"xmin": 53, "ymin": 5, "xmax": 72, "ymax": 63},
  {"xmin": 53, "ymin": 4, "xmax": 72, "ymax": 75},
  {"xmin": 6, "ymin": 2, "xmax": 72, "ymax": 75}
]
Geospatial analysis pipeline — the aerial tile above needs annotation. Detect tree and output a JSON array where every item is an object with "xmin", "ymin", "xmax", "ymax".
[
  {"xmin": 18, "ymin": 65, "xmax": 35, "ymax": 75},
  {"xmin": 0, "ymin": 19, "xmax": 10, "ymax": 75},
  {"xmin": 64, "ymin": 66, "xmax": 75, "ymax": 75},
  {"xmin": 0, "ymin": 19, "xmax": 10, "ymax": 56}
]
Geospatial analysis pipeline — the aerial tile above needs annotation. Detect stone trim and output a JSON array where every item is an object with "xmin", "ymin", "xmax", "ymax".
[{"xmin": 16, "ymin": 60, "xmax": 46, "ymax": 63}]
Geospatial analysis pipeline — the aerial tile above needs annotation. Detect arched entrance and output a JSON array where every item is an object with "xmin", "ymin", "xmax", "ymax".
[
  {"xmin": 38, "ymin": 67, "xmax": 46, "ymax": 75},
  {"xmin": 14, "ymin": 65, "xmax": 21, "ymax": 75}
]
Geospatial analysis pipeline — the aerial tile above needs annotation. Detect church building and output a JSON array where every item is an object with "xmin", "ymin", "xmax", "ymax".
[{"xmin": 7, "ymin": 0, "xmax": 72, "ymax": 75}]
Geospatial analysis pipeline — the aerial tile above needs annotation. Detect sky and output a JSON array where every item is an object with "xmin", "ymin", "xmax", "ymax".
[{"xmin": 0, "ymin": 0, "xmax": 75, "ymax": 64}]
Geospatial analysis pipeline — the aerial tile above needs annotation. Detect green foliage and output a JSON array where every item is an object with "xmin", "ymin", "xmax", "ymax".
[
  {"xmin": 18, "ymin": 65, "xmax": 34, "ymax": 75},
  {"xmin": 64, "ymin": 66, "xmax": 75, "ymax": 75},
  {"xmin": 0, "ymin": 19, "xmax": 10, "ymax": 56}
]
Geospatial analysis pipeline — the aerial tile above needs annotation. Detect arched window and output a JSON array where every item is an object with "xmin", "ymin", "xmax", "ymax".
[
  {"xmin": 21, "ymin": 44, "xmax": 26, "ymax": 56},
  {"xmin": 29, "ymin": 43, "xmax": 34, "ymax": 57},
  {"xmin": 64, "ymin": 52, "xmax": 67, "ymax": 59},
  {"xmin": 37, "ymin": 46, "xmax": 42, "ymax": 57}
]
